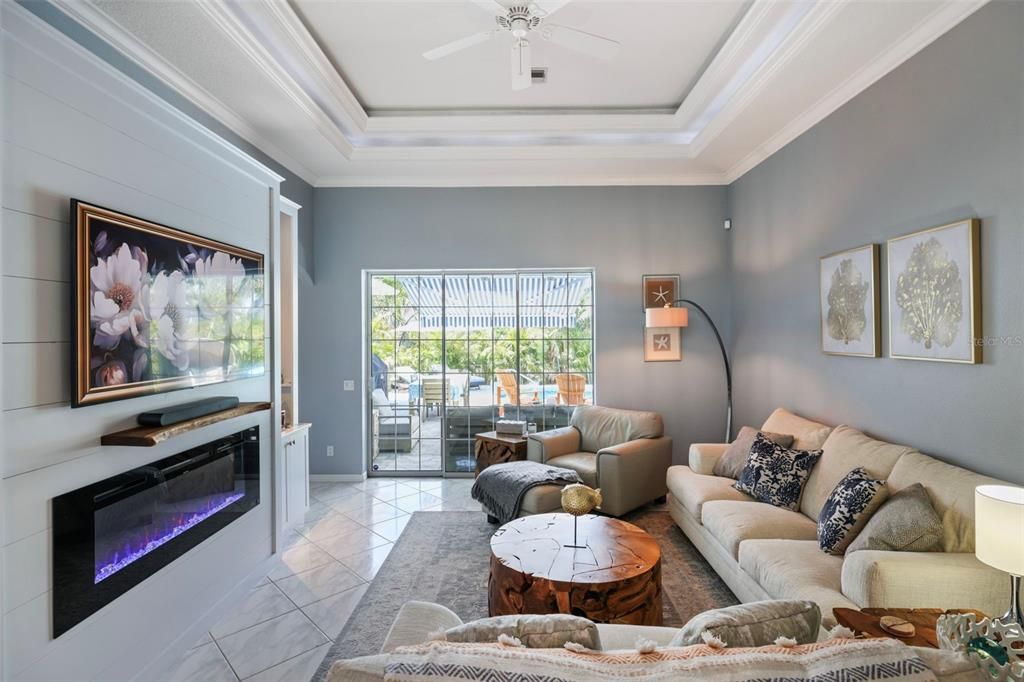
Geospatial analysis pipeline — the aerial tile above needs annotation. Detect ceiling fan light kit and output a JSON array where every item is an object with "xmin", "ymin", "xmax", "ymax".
[{"xmin": 423, "ymin": 0, "xmax": 620, "ymax": 91}]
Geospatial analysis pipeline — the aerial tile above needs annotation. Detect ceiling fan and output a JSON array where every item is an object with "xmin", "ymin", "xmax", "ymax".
[{"xmin": 422, "ymin": 0, "xmax": 620, "ymax": 91}]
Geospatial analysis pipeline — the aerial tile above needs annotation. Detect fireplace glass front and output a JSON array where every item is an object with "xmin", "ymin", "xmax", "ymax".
[{"xmin": 53, "ymin": 427, "xmax": 260, "ymax": 638}]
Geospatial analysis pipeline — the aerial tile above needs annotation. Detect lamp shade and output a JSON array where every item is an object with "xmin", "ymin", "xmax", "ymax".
[
  {"xmin": 976, "ymin": 485, "xmax": 1024, "ymax": 576},
  {"xmin": 646, "ymin": 306, "xmax": 688, "ymax": 328}
]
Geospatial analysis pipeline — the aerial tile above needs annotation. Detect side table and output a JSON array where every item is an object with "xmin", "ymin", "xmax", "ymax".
[
  {"xmin": 474, "ymin": 431, "xmax": 528, "ymax": 477},
  {"xmin": 833, "ymin": 607, "xmax": 986, "ymax": 649}
]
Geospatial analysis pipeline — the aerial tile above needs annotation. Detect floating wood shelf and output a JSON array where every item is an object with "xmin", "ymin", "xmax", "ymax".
[{"xmin": 102, "ymin": 402, "xmax": 272, "ymax": 447}]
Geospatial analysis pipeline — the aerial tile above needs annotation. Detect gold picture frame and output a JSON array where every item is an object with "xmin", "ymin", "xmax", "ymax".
[
  {"xmin": 72, "ymin": 200, "xmax": 266, "ymax": 407},
  {"xmin": 819, "ymin": 243, "xmax": 880, "ymax": 357},
  {"xmin": 887, "ymin": 218, "xmax": 981, "ymax": 364}
]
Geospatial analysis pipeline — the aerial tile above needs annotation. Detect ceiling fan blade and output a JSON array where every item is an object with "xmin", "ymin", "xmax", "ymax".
[
  {"xmin": 530, "ymin": 0, "xmax": 572, "ymax": 18},
  {"xmin": 423, "ymin": 30, "xmax": 498, "ymax": 61},
  {"xmin": 469, "ymin": 0, "xmax": 508, "ymax": 17},
  {"xmin": 540, "ymin": 24, "xmax": 619, "ymax": 60},
  {"xmin": 511, "ymin": 39, "xmax": 532, "ymax": 91}
]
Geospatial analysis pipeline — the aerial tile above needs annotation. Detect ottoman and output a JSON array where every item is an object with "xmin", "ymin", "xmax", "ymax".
[
  {"xmin": 472, "ymin": 460, "xmax": 579, "ymax": 523},
  {"xmin": 484, "ymin": 484, "xmax": 563, "ymax": 523}
]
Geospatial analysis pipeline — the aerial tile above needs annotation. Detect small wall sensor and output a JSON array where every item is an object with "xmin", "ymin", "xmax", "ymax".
[{"xmin": 724, "ymin": 219, "xmax": 732, "ymax": 231}]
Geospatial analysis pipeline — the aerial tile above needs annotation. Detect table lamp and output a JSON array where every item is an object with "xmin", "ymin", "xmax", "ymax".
[
  {"xmin": 646, "ymin": 300, "xmax": 732, "ymax": 441},
  {"xmin": 975, "ymin": 485, "xmax": 1024, "ymax": 627}
]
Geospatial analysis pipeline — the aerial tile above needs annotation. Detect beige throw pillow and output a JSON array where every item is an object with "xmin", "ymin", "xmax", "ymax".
[
  {"xmin": 670, "ymin": 600, "xmax": 821, "ymax": 648},
  {"xmin": 442, "ymin": 614, "xmax": 601, "ymax": 650},
  {"xmin": 713, "ymin": 426, "xmax": 795, "ymax": 479}
]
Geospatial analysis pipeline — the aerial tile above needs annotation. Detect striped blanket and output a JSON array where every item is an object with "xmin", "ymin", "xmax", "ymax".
[{"xmin": 383, "ymin": 638, "xmax": 938, "ymax": 682}]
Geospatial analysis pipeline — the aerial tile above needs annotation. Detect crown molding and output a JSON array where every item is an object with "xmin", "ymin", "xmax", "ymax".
[
  {"xmin": 192, "ymin": 1, "xmax": 355, "ymax": 158},
  {"xmin": 721, "ymin": 0, "xmax": 989, "ymax": 183},
  {"xmin": 47, "ymin": 0, "xmax": 317, "ymax": 185},
  {"xmin": 315, "ymin": 172, "xmax": 730, "ymax": 188}
]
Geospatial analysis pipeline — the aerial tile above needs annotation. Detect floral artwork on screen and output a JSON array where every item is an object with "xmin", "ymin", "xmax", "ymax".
[{"xmin": 72, "ymin": 200, "xmax": 265, "ymax": 406}]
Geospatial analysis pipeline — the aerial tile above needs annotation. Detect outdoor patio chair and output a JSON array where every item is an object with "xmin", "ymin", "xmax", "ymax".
[
  {"xmin": 421, "ymin": 376, "xmax": 448, "ymax": 417},
  {"xmin": 554, "ymin": 373, "xmax": 587, "ymax": 405},
  {"xmin": 495, "ymin": 370, "xmax": 540, "ymax": 407},
  {"xmin": 371, "ymin": 388, "xmax": 418, "ymax": 452}
]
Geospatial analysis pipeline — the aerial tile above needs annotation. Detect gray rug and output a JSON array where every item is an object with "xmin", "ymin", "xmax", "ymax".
[{"xmin": 312, "ymin": 509, "xmax": 737, "ymax": 681}]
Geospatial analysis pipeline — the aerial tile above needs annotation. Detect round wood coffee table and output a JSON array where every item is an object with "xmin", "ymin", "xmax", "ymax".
[{"xmin": 488, "ymin": 513, "xmax": 662, "ymax": 625}]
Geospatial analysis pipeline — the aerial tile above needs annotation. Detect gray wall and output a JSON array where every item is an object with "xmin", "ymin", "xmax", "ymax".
[
  {"xmin": 727, "ymin": 1, "xmax": 1024, "ymax": 483},
  {"xmin": 305, "ymin": 187, "xmax": 730, "ymax": 475}
]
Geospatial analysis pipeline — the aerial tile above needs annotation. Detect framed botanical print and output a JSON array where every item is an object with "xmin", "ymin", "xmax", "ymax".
[
  {"xmin": 887, "ymin": 219, "xmax": 981, "ymax": 363},
  {"xmin": 72, "ymin": 200, "xmax": 266, "ymax": 407},
  {"xmin": 644, "ymin": 326, "xmax": 681, "ymax": 362},
  {"xmin": 819, "ymin": 244, "xmax": 880, "ymax": 357},
  {"xmin": 642, "ymin": 274, "xmax": 679, "ymax": 309}
]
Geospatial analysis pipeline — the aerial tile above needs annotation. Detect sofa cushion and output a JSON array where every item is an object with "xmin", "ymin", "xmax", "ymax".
[
  {"xmin": 714, "ymin": 426, "xmax": 795, "ymax": 479},
  {"xmin": 761, "ymin": 408, "xmax": 833, "ymax": 451},
  {"xmin": 443, "ymin": 614, "xmax": 601, "ymax": 650},
  {"xmin": 371, "ymin": 388, "xmax": 394, "ymax": 417},
  {"xmin": 735, "ymin": 434, "xmax": 822, "ymax": 511},
  {"xmin": 701, "ymin": 500, "xmax": 818, "ymax": 558},
  {"xmin": 738, "ymin": 540, "xmax": 858, "ymax": 620},
  {"xmin": 569, "ymin": 405, "xmax": 663, "ymax": 453},
  {"xmin": 800, "ymin": 425, "xmax": 910, "ymax": 520},
  {"xmin": 845, "ymin": 483, "xmax": 943, "ymax": 554},
  {"xmin": 666, "ymin": 465, "xmax": 752, "ymax": 519},
  {"xmin": 887, "ymin": 450, "xmax": 1009, "ymax": 553},
  {"xmin": 817, "ymin": 467, "xmax": 889, "ymax": 555},
  {"xmin": 670, "ymin": 600, "xmax": 822, "ymax": 648},
  {"xmin": 547, "ymin": 453, "xmax": 598, "ymax": 487}
]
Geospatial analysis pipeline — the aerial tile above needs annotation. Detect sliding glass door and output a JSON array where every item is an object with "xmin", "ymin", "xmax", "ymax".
[{"xmin": 367, "ymin": 269, "xmax": 595, "ymax": 476}]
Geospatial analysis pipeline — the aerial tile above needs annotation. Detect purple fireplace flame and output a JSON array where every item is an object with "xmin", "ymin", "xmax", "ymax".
[{"xmin": 94, "ymin": 491, "xmax": 244, "ymax": 584}]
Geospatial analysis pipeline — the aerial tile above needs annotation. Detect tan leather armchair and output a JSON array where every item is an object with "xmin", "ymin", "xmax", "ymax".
[{"xmin": 527, "ymin": 405, "xmax": 672, "ymax": 517}]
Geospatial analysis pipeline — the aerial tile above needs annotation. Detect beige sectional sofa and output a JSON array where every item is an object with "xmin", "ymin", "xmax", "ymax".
[{"xmin": 667, "ymin": 408, "xmax": 1010, "ymax": 624}]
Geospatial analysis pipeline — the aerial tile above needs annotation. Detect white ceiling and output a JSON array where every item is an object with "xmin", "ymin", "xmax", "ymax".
[
  {"xmin": 292, "ymin": 0, "xmax": 749, "ymax": 111},
  {"xmin": 54, "ymin": 0, "xmax": 988, "ymax": 187}
]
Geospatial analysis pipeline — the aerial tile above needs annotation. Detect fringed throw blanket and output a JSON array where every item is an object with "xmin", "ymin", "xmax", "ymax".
[
  {"xmin": 383, "ymin": 639, "xmax": 938, "ymax": 682},
  {"xmin": 471, "ymin": 461, "xmax": 581, "ymax": 524}
]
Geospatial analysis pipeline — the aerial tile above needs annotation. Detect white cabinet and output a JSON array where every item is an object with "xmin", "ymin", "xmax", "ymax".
[{"xmin": 283, "ymin": 424, "xmax": 310, "ymax": 527}]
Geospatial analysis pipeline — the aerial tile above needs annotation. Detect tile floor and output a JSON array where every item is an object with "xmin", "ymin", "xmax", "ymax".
[{"xmin": 158, "ymin": 477, "xmax": 480, "ymax": 682}]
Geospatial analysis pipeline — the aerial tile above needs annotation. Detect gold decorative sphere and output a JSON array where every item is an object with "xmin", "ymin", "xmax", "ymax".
[{"xmin": 561, "ymin": 484, "xmax": 602, "ymax": 517}]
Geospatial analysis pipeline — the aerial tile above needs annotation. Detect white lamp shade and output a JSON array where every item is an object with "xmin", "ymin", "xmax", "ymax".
[
  {"xmin": 646, "ymin": 306, "xmax": 688, "ymax": 328},
  {"xmin": 975, "ymin": 485, "xmax": 1024, "ymax": 576}
]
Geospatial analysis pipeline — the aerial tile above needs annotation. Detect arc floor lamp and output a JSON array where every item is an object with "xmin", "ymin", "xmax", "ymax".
[{"xmin": 646, "ymin": 300, "xmax": 733, "ymax": 442}]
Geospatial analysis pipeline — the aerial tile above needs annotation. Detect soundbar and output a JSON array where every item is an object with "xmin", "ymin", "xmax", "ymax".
[{"xmin": 137, "ymin": 396, "xmax": 240, "ymax": 426}]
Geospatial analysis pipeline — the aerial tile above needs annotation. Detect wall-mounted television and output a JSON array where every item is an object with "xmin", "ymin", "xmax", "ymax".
[{"xmin": 71, "ymin": 200, "xmax": 265, "ymax": 407}]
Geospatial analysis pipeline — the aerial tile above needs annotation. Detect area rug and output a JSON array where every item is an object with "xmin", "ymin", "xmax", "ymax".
[{"xmin": 311, "ymin": 509, "xmax": 737, "ymax": 681}]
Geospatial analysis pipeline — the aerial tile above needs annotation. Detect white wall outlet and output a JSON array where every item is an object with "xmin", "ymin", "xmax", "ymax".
[
  {"xmin": 343, "ymin": 380, "xmax": 355, "ymax": 391},
  {"xmin": 326, "ymin": 445, "xmax": 335, "ymax": 457},
  {"xmin": 724, "ymin": 219, "xmax": 732, "ymax": 231}
]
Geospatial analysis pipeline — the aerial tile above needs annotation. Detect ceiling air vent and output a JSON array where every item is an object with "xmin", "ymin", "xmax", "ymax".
[{"xmin": 531, "ymin": 68, "xmax": 547, "ymax": 83}]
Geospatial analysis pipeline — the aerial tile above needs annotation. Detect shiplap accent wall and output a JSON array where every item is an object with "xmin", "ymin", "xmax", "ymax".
[{"xmin": 1, "ymin": 5, "xmax": 281, "ymax": 679}]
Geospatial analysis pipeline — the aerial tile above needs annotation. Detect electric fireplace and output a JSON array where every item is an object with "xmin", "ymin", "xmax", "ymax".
[{"xmin": 52, "ymin": 427, "xmax": 260, "ymax": 638}]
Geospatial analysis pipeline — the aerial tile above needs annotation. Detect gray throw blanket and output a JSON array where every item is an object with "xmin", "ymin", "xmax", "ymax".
[{"xmin": 471, "ymin": 461, "xmax": 582, "ymax": 524}]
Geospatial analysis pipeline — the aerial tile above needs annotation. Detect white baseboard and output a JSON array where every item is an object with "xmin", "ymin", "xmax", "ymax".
[{"xmin": 309, "ymin": 473, "xmax": 367, "ymax": 483}]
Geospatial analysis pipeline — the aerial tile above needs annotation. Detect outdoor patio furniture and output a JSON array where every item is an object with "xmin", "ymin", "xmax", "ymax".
[
  {"xmin": 555, "ymin": 373, "xmax": 587, "ymax": 405},
  {"xmin": 421, "ymin": 377, "xmax": 448, "ymax": 417},
  {"xmin": 495, "ymin": 370, "xmax": 540, "ymax": 407},
  {"xmin": 371, "ymin": 388, "xmax": 418, "ymax": 452}
]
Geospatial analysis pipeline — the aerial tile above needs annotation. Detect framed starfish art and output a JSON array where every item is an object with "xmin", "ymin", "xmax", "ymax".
[{"xmin": 642, "ymin": 274, "xmax": 681, "ymax": 362}]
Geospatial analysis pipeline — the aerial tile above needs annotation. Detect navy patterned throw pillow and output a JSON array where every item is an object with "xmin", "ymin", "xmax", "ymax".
[
  {"xmin": 733, "ymin": 434, "xmax": 822, "ymax": 511},
  {"xmin": 817, "ymin": 467, "xmax": 889, "ymax": 555}
]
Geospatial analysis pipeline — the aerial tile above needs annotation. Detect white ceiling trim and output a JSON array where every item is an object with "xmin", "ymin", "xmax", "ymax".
[
  {"xmin": 720, "ymin": 0, "xmax": 989, "ymax": 183},
  {"xmin": 194, "ymin": 1, "xmax": 355, "ymax": 159},
  {"xmin": 47, "ymin": 0, "xmax": 318, "ymax": 185},
  {"xmin": 315, "ymin": 172, "xmax": 729, "ymax": 188},
  {"xmin": 239, "ymin": 0, "xmax": 818, "ymax": 143}
]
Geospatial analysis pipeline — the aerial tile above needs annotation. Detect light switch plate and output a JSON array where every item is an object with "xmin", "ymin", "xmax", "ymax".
[{"xmin": 343, "ymin": 380, "xmax": 355, "ymax": 391}]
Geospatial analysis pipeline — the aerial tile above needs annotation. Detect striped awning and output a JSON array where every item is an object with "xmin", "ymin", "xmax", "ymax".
[{"xmin": 392, "ymin": 273, "xmax": 591, "ymax": 330}]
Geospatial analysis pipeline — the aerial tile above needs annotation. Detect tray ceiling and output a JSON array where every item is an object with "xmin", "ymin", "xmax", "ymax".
[{"xmin": 55, "ymin": 0, "xmax": 988, "ymax": 186}]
